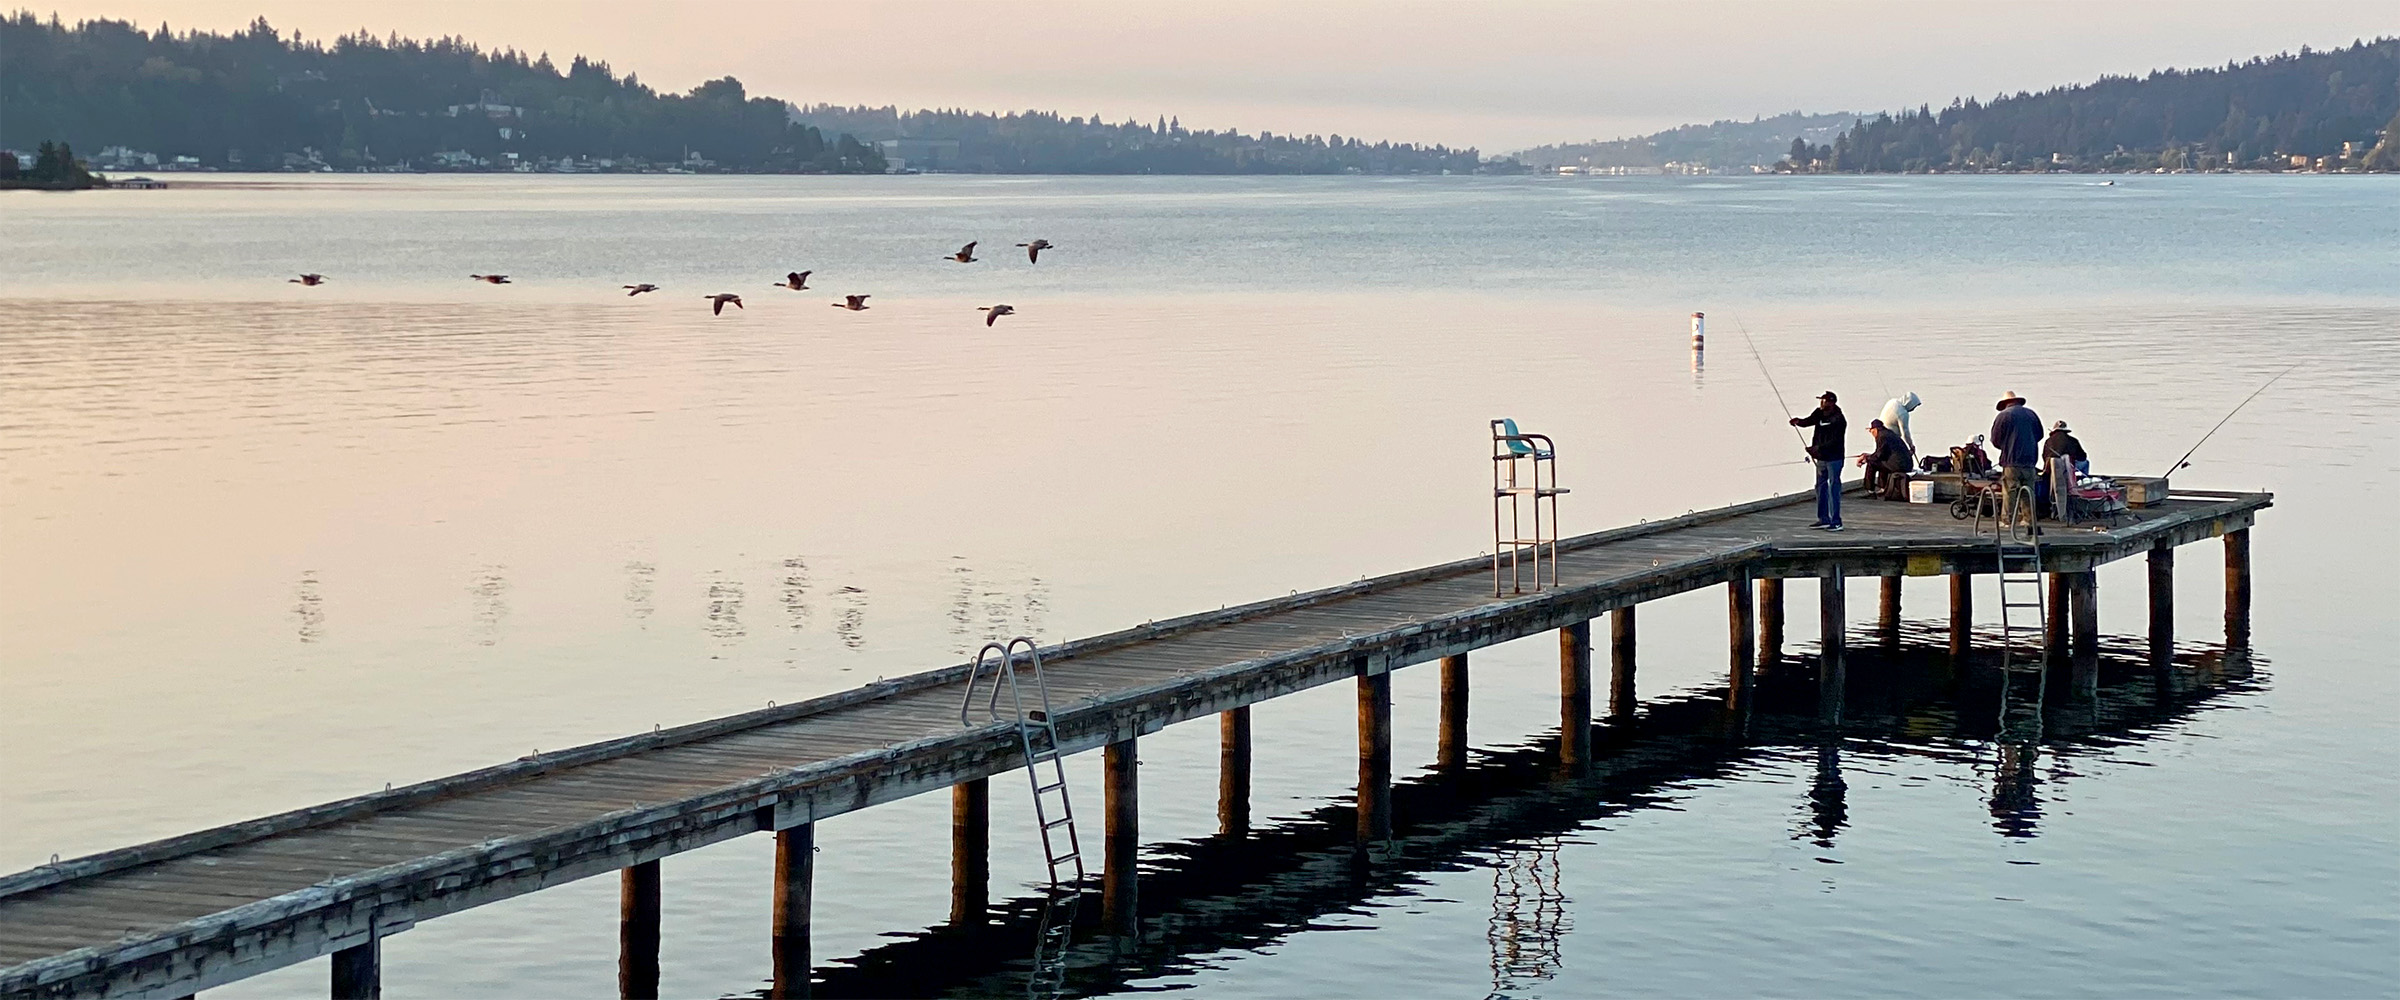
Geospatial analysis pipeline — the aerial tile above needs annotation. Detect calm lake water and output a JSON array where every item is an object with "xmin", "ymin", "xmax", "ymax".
[{"xmin": 2, "ymin": 174, "xmax": 2396, "ymax": 998}]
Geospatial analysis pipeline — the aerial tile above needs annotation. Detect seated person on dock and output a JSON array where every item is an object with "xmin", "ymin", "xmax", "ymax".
[
  {"xmin": 1857, "ymin": 419, "xmax": 1916, "ymax": 499},
  {"xmin": 2043, "ymin": 420, "xmax": 2090, "ymax": 521}
]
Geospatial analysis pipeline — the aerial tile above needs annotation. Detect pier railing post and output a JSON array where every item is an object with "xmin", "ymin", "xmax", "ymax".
[
  {"xmin": 330, "ymin": 938, "xmax": 379, "ymax": 1000},
  {"xmin": 1559, "ymin": 622, "xmax": 1592, "ymax": 769},
  {"xmin": 1437, "ymin": 654, "xmax": 1469, "ymax": 771},
  {"xmin": 2225, "ymin": 528, "xmax": 2252, "ymax": 652},
  {"xmin": 1358, "ymin": 666, "xmax": 1393, "ymax": 845},
  {"xmin": 1219, "ymin": 708, "xmax": 1251, "ymax": 836},
  {"xmin": 1759, "ymin": 577, "xmax": 1785, "ymax": 666},
  {"xmin": 950, "ymin": 780, "xmax": 989, "ymax": 926},
  {"xmin": 1727, "ymin": 577, "xmax": 1755, "ymax": 709},
  {"xmin": 770, "ymin": 824, "xmax": 813, "ymax": 999},
  {"xmin": 1819, "ymin": 569, "xmax": 1845, "ymax": 722},
  {"xmin": 1608, "ymin": 607, "xmax": 1637, "ymax": 718},
  {"xmin": 1948, "ymin": 572, "xmax": 1972, "ymax": 659},
  {"xmin": 620, "ymin": 861, "xmax": 661, "ymax": 1000},
  {"xmin": 2148, "ymin": 543, "xmax": 2175, "ymax": 670},
  {"xmin": 1878, "ymin": 575, "xmax": 1903, "ymax": 647},
  {"xmin": 2070, "ymin": 570, "xmax": 2100, "ymax": 698},
  {"xmin": 1103, "ymin": 738, "xmax": 1139, "ymax": 940}
]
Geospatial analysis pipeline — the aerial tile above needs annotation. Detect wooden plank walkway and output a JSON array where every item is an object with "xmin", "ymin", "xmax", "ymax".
[{"xmin": 0, "ymin": 484, "xmax": 2272, "ymax": 998}]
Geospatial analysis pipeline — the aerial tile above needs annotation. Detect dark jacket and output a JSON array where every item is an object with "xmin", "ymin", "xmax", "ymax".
[
  {"xmin": 1792, "ymin": 404, "xmax": 1846, "ymax": 461},
  {"xmin": 1870, "ymin": 427, "xmax": 1915, "ymax": 469},
  {"xmin": 2043, "ymin": 429, "xmax": 2087, "ymax": 471},
  {"xmin": 1991, "ymin": 403, "xmax": 2042, "ymax": 467}
]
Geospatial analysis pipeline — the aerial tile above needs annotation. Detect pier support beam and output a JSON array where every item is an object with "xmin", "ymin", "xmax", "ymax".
[
  {"xmin": 2148, "ymin": 543, "xmax": 2175, "ymax": 670},
  {"xmin": 950, "ymin": 780, "xmax": 988, "ymax": 925},
  {"xmin": 2045, "ymin": 574, "xmax": 2070, "ymax": 664},
  {"xmin": 1608, "ymin": 608, "xmax": 1637, "ymax": 718},
  {"xmin": 1727, "ymin": 578, "xmax": 1755, "ymax": 709},
  {"xmin": 1358, "ymin": 669, "xmax": 1393, "ymax": 844},
  {"xmin": 1878, "ymin": 575, "xmax": 1903, "ymax": 646},
  {"xmin": 1949, "ymin": 573, "xmax": 1973, "ymax": 659},
  {"xmin": 329, "ymin": 939, "xmax": 378, "ymax": 1000},
  {"xmin": 2225, "ymin": 528, "xmax": 2252, "ymax": 651},
  {"xmin": 770, "ymin": 824, "xmax": 813, "ymax": 999},
  {"xmin": 1103, "ymin": 738, "xmax": 1139, "ymax": 939},
  {"xmin": 1559, "ymin": 622, "xmax": 1592, "ymax": 769},
  {"xmin": 1218, "ymin": 708, "xmax": 1250, "ymax": 836},
  {"xmin": 1819, "ymin": 570, "xmax": 1845, "ymax": 722},
  {"xmin": 619, "ymin": 861, "xmax": 660, "ymax": 1000},
  {"xmin": 1759, "ymin": 578, "xmax": 1785, "ymax": 666},
  {"xmin": 1437, "ymin": 654, "xmax": 1469, "ymax": 771},
  {"xmin": 2069, "ymin": 571, "xmax": 2100, "ymax": 697}
]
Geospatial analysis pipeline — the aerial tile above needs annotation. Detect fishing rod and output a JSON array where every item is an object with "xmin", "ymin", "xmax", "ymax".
[
  {"xmin": 1731, "ymin": 314, "xmax": 1811, "ymax": 457},
  {"xmin": 2158, "ymin": 362, "xmax": 2301, "ymax": 479}
]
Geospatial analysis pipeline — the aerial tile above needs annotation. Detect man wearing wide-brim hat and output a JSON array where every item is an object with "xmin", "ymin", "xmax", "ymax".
[{"xmin": 1990, "ymin": 392, "xmax": 2044, "ymax": 524}]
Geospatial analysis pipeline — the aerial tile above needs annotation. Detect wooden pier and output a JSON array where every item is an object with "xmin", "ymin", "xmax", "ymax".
[{"xmin": 0, "ymin": 484, "xmax": 2270, "ymax": 998}]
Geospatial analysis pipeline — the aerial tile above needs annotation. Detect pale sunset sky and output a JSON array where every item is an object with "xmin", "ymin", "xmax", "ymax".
[{"xmin": 27, "ymin": 1, "xmax": 2400, "ymax": 150}]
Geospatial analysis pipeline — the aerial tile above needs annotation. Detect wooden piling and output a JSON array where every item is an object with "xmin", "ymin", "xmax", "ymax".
[
  {"xmin": 1819, "ymin": 570, "xmax": 1845, "ymax": 721},
  {"xmin": 329, "ymin": 939, "xmax": 378, "ymax": 1000},
  {"xmin": 2225, "ymin": 527, "xmax": 2251, "ymax": 649},
  {"xmin": 1103, "ymin": 738, "xmax": 1139, "ymax": 939},
  {"xmin": 619, "ymin": 861, "xmax": 661, "ymax": 1000},
  {"xmin": 2045, "ymin": 574, "xmax": 2070, "ymax": 664},
  {"xmin": 2069, "ymin": 571, "xmax": 2100, "ymax": 696},
  {"xmin": 1437, "ymin": 654, "xmax": 1469, "ymax": 771},
  {"xmin": 1218, "ymin": 708, "xmax": 1251, "ymax": 836},
  {"xmin": 1727, "ymin": 578, "xmax": 1755, "ymax": 709},
  {"xmin": 1948, "ymin": 573, "xmax": 1972, "ymax": 659},
  {"xmin": 1358, "ymin": 669, "xmax": 1393, "ymax": 844},
  {"xmin": 1608, "ymin": 607, "xmax": 1637, "ymax": 718},
  {"xmin": 1559, "ymin": 622, "xmax": 1592, "ymax": 768},
  {"xmin": 1878, "ymin": 575, "xmax": 1903, "ymax": 646},
  {"xmin": 2148, "ymin": 543, "xmax": 2175, "ymax": 670},
  {"xmin": 949, "ymin": 780, "xmax": 988, "ymax": 925},
  {"xmin": 770, "ymin": 824, "xmax": 813, "ymax": 999},
  {"xmin": 1758, "ymin": 577, "xmax": 1785, "ymax": 665}
]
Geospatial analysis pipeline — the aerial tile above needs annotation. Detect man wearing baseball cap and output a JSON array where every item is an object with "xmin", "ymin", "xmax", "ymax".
[{"xmin": 1790, "ymin": 390, "xmax": 1848, "ymax": 530}]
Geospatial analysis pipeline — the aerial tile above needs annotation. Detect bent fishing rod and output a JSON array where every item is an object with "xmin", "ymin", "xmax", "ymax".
[
  {"xmin": 1732, "ymin": 314, "xmax": 1811, "ymax": 458},
  {"xmin": 2158, "ymin": 362, "xmax": 2301, "ymax": 479}
]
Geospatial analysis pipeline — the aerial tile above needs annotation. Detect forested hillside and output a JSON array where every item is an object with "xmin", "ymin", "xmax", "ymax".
[
  {"xmin": 1785, "ymin": 39, "xmax": 2400, "ymax": 172},
  {"xmin": 0, "ymin": 13, "xmax": 884, "ymax": 172},
  {"xmin": 789, "ymin": 105, "xmax": 1502, "ymax": 174},
  {"xmin": 1514, "ymin": 112, "xmax": 1856, "ymax": 171}
]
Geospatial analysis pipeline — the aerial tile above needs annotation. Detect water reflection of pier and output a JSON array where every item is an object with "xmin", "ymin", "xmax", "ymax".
[{"xmin": 785, "ymin": 631, "xmax": 2260, "ymax": 999}]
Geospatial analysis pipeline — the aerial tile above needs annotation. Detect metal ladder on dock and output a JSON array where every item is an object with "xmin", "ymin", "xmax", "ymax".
[
  {"xmin": 1991, "ymin": 495, "xmax": 2049, "ymax": 739},
  {"xmin": 961, "ymin": 637, "xmax": 1085, "ymax": 997}
]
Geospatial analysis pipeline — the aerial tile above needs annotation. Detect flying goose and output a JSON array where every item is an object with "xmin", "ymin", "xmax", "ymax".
[
  {"xmin": 832, "ymin": 294, "xmax": 871, "ymax": 311},
  {"xmin": 470, "ymin": 274, "xmax": 511, "ymax": 284},
  {"xmin": 289, "ymin": 273, "xmax": 328, "ymax": 286},
  {"xmin": 979, "ymin": 304, "xmax": 1015, "ymax": 326},
  {"xmin": 945, "ymin": 242, "xmax": 979, "ymax": 263},
  {"xmin": 773, "ymin": 270, "xmax": 812, "ymax": 291},
  {"xmin": 623, "ymin": 283, "xmax": 660, "ymax": 296},
  {"xmin": 705, "ymin": 293, "xmax": 743, "ymax": 315},
  {"xmin": 1015, "ymin": 239, "xmax": 1052, "ymax": 263}
]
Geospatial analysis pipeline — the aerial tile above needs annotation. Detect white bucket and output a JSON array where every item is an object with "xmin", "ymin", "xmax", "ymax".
[{"xmin": 1908, "ymin": 480, "xmax": 1936, "ymax": 504}]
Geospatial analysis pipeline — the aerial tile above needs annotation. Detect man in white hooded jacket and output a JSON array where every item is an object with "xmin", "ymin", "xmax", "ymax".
[{"xmin": 1879, "ymin": 391, "xmax": 1922, "ymax": 454}]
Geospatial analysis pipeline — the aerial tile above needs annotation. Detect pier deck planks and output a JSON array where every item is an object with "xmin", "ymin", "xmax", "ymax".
[{"xmin": 0, "ymin": 487, "xmax": 2270, "ymax": 997}]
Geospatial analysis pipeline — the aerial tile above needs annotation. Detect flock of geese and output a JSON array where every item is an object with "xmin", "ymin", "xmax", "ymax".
[{"xmin": 287, "ymin": 238, "xmax": 1055, "ymax": 327}]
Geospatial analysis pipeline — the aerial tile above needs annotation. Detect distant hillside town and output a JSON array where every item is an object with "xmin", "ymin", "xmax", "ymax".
[{"xmin": 1513, "ymin": 112, "xmax": 1858, "ymax": 174}]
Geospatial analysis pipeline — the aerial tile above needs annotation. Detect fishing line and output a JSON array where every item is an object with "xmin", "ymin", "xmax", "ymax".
[
  {"xmin": 1731, "ymin": 313, "xmax": 1810, "ymax": 456},
  {"xmin": 2158, "ymin": 362, "xmax": 2301, "ymax": 479}
]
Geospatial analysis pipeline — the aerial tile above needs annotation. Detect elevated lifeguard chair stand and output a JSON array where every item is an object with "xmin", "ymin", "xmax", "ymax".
[{"xmin": 1492, "ymin": 419, "xmax": 1568, "ymax": 596}]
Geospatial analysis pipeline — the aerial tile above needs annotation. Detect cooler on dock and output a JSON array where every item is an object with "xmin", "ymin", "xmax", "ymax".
[{"xmin": 2116, "ymin": 475, "xmax": 2170, "ymax": 507}]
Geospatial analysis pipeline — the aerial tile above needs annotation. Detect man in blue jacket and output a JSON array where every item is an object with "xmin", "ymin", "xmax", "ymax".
[
  {"xmin": 1989, "ymin": 392, "xmax": 2044, "ymax": 524},
  {"xmin": 1790, "ymin": 390, "xmax": 1848, "ymax": 530}
]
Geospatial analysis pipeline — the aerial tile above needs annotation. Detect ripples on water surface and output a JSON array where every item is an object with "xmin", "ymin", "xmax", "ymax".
[{"xmin": 1, "ymin": 175, "xmax": 2395, "ymax": 997}]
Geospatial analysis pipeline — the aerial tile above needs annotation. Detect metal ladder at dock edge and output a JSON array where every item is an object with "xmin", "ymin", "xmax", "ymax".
[
  {"xmin": 961, "ymin": 637, "xmax": 1086, "ymax": 995},
  {"xmin": 1991, "ymin": 483, "xmax": 2049, "ymax": 738}
]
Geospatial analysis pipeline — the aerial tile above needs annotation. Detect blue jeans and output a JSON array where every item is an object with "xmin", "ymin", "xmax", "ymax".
[{"xmin": 1814, "ymin": 459, "xmax": 1842, "ymax": 526}]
